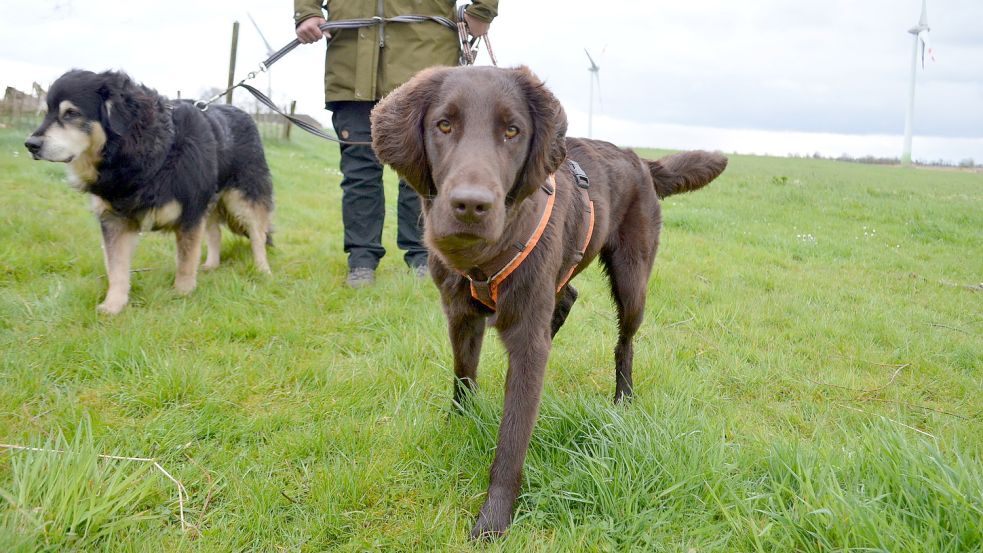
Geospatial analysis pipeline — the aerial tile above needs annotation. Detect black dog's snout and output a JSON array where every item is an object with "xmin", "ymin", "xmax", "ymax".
[
  {"xmin": 450, "ymin": 187, "xmax": 495, "ymax": 224},
  {"xmin": 24, "ymin": 136, "xmax": 43, "ymax": 155}
]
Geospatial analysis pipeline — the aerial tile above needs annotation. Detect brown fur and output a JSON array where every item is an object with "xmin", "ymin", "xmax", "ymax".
[{"xmin": 372, "ymin": 66, "xmax": 727, "ymax": 539}]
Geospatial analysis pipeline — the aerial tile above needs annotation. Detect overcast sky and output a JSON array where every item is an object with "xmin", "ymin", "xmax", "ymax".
[{"xmin": 2, "ymin": 0, "xmax": 981, "ymax": 162}]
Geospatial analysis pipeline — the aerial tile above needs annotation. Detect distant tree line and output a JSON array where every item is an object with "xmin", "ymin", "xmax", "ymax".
[{"xmin": 786, "ymin": 152, "xmax": 981, "ymax": 169}]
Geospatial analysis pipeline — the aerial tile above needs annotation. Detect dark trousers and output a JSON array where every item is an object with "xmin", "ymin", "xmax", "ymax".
[{"xmin": 330, "ymin": 101, "xmax": 427, "ymax": 270}]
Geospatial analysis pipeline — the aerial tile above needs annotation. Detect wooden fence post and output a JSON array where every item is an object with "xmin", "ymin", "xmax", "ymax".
[
  {"xmin": 226, "ymin": 21, "xmax": 240, "ymax": 105},
  {"xmin": 283, "ymin": 101, "xmax": 297, "ymax": 140}
]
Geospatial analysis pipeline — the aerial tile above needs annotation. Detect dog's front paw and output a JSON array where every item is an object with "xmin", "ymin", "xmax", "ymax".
[
  {"xmin": 470, "ymin": 498, "xmax": 513, "ymax": 540},
  {"xmin": 174, "ymin": 276, "xmax": 197, "ymax": 295},
  {"xmin": 96, "ymin": 299, "xmax": 126, "ymax": 315},
  {"xmin": 201, "ymin": 261, "xmax": 220, "ymax": 271}
]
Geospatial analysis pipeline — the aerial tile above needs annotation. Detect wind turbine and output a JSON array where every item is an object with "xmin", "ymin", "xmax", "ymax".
[
  {"xmin": 901, "ymin": 0, "xmax": 934, "ymax": 166},
  {"xmin": 247, "ymin": 12, "xmax": 275, "ymax": 103},
  {"xmin": 585, "ymin": 49, "xmax": 601, "ymax": 139}
]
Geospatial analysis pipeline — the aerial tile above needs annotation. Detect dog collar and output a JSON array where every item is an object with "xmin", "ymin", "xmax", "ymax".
[{"xmin": 462, "ymin": 161, "xmax": 594, "ymax": 311}]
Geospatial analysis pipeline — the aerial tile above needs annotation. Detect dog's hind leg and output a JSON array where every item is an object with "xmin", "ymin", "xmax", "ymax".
[
  {"xmin": 174, "ymin": 220, "xmax": 205, "ymax": 295},
  {"xmin": 602, "ymin": 241, "xmax": 658, "ymax": 403},
  {"xmin": 550, "ymin": 284, "xmax": 578, "ymax": 338},
  {"xmin": 221, "ymin": 190, "xmax": 272, "ymax": 274},
  {"xmin": 97, "ymin": 215, "xmax": 139, "ymax": 315},
  {"xmin": 246, "ymin": 206, "xmax": 272, "ymax": 274},
  {"xmin": 202, "ymin": 210, "xmax": 222, "ymax": 271}
]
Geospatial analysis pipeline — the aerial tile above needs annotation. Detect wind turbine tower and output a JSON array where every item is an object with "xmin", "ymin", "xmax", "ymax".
[
  {"xmin": 585, "ymin": 49, "xmax": 600, "ymax": 139},
  {"xmin": 902, "ymin": 0, "xmax": 932, "ymax": 166}
]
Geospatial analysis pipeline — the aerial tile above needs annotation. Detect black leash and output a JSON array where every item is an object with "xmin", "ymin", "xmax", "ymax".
[
  {"xmin": 238, "ymin": 83, "xmax": 361, "ymax": 144},
  {"xmin": 261, "ymin": 15, "xmax": 456, "ymax": 69},
  {"xmin": 195, "ymin": 14, "xmax": 471, "ymax": 146}
]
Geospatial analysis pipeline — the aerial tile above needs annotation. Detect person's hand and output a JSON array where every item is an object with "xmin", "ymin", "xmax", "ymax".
[
  {"xmin": 296, "ymin": 17, "xmax": 330, "ymax": 43},
  {"xmin": 463, "ymin": 12, "xmax": 490, "ymax": 37}
]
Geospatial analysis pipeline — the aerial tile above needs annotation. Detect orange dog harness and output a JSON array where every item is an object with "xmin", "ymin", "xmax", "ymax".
[{"xmin": 463, "ymin": 160, "xmax": 595, "ymax": 311}]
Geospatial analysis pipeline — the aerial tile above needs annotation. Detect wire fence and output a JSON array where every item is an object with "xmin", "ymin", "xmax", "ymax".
[
  {"xmin": 0, "ymin": 100, "xmax": 43, "ymax": 131},
  {"xmin": 0, "ymin": 90, "xmax": 309, "ymax": 142},
  {"xmin": 249, "ymin": 102, "xmax": 302, "ymax": 142}
]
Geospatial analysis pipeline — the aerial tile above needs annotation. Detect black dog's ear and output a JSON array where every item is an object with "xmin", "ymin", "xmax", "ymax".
[
  {"xmin": 510, "ymin": 66, "xmax": 568, "ymax": 204},
  {"xmin": 96, "ymin": 71, "xmax": 165, "ymax": 160},
  {"xmin": 99, "ymin": 94, "xmax": 126, "ymax": 135},
  {"xmin": 97, "ymin": 72, "xmax": 138, "ymax": 136},
  {"xmin": 97, "ymin": 71, "xmax": 159, "ymax": 137},
  {"xmin": 371, "ymin": 66, "xmax": 452, "ymax": 198}
]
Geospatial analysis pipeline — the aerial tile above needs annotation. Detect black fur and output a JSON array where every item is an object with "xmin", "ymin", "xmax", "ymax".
[
  {"xmin": 27, "ymin": 69, "xmax": 275, "ymax": 313},
  {"xmin": 39, "ymin": 69, "xmax": 273, "ymax": 232}
]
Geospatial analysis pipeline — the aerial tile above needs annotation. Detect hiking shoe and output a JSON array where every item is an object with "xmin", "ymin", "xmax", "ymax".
[
  {"xmin": 412, "ymin": 263, "xmax": 429, "ymax": 279},
  {"xmin": 346, "ymin": 267, "xmax": 375, "ymax": 288}
]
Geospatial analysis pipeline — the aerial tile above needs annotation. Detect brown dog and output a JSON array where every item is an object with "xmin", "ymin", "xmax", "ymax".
[{"xmin": 371, "ymin": 65, "xmax": 726, "ymax": 538}]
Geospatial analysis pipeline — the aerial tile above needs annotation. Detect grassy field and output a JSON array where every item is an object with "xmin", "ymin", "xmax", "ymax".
[{"xmin": 0, "ymin": 124, "xmax": 981, "ymax": 552}]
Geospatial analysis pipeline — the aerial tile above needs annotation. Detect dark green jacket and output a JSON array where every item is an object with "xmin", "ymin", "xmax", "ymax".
[{"xmin": 294, "ymin": 0, "xmax": 499, "ymax": 104}]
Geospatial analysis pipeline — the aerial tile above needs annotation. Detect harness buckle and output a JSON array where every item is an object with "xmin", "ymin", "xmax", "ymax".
[{"xmin": 568, "ymin": 159, "xmax": 590, "ymax": 189}]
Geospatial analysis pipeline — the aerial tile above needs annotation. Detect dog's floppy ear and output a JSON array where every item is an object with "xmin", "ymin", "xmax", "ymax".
[
  {"xmin": 371, "ymin": 66, "xmax": 452, "ymax": 198},
  {"xmin": 97, "ymin": 72, "xmax": 140, "ymax": 136},
  {"xmin": 510, "ymin": 66, "xmax": 568, "ymax": 204},
  {"xmin": 96, "ymin": 71, "xmax": 163, "ymax": 160}
]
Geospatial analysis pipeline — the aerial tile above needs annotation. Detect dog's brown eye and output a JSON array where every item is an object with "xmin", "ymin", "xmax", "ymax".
[
  {"xmin": 63, "ymin": 109, "xmax": 80, "ymax": 120},
  {"xmin": 437, "ymin": 120, "xmax": 452, "ymax": 134},
  {"xmin": 504, "ymin": 125, "xmax": 520, "ymax": 140}
]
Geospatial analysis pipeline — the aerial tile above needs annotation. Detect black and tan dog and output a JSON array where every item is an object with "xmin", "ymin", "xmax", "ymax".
[
  {"xmin": 25, "ymin": 70, "xmax": 274, "ymax": 314},
  {"xmin": 372, "ymin": 65, "xmax": 727, "ymax": 538}
]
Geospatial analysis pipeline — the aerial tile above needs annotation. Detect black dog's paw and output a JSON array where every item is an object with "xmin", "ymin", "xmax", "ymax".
[{"xmin": 470, "ymin": 498, "xmax": 513, "ymax": 540}]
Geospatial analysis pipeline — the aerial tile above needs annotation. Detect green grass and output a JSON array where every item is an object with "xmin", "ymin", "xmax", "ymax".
[
  {"xmin": 0, "ymin": 418, "xmax": 163, "ymax": 552},
  {"xmin": 0, "ymin": 126, "xmax": 981, "ymax": 551}
]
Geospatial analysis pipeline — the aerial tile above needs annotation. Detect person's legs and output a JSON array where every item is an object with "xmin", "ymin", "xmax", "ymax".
[
  {"xmin": 330, "ymin": 101, "xmax": 385, "ymax": 271},
  {"xmin": 397, "ymin": 177, "xmax": 428, "ymax": 269}
]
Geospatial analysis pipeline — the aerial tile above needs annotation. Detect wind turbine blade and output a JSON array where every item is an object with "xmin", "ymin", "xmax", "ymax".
[
  {"xmin": 918, "ymin": 0, "xmax": 928, "ymax": 27},
  {"xmin": 247, "ymin": 12, "xmax": 276, "ymax": 56},
  {"xmin": 584, "ymin": 48, "xmax": 599, "ymax": 71},
  {"xmin": 919, "ymin": 30, "xmax": 935, "ymax": 67}
]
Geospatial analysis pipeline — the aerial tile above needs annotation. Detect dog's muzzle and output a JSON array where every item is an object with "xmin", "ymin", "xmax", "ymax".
[{"xmin": 24, "ymin": 136, "xmax": 43, "ymax": 159}]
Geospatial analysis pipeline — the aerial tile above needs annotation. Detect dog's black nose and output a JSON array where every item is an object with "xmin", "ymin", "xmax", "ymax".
[
  {"xmin": 24, "ymin": 136, "xmax": 43, "ymax": 155},
  {"xmin": 450, "ymin": 187, "xmax": 495, "ymax": 224}
]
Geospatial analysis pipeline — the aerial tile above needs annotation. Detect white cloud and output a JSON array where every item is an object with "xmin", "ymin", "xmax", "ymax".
[{"xmin": 2, "ymin": 0, "xmax": 980, "ymax": 161}]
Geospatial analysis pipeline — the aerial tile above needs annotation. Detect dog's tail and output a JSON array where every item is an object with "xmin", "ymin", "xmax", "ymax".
[{"xmin": 646, "ymin": 151, "xmax": 727, "ymax": 198}]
